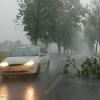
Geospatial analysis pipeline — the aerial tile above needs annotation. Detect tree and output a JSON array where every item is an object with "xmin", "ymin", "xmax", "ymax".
[
  {"xmin": 16, "ymin": 0, "xmax": 83, "ymax": 55},
  {"xmin": 54, "ymin": 0, "xmax": 83, "ymax": 55},
  {"xmin": 84, "ymin": 0, "xmax": 100, "ymax": 56},
  {"xmin": 85, "ymin": 25, "xmax": 96, "ymax": 56},
  {"xmin": 37, "ymin": 0, "xmax": 57, "ymax": 48},
  {"xmin": 17, "ymin": 0, "xmax": 43, "ymax": 45},
  {"xmin": 17, "ymin": 0, "xmax": 57, "ymax": 46}
]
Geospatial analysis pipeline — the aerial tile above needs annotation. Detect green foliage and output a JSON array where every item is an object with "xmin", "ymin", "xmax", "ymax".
[
  {"xmin": 17, "ymin": 0, "xmax": 56, "ymax": 45},
  {"xmin": 79, "ymin": 57, "xmax": 100, "ymax": 77},
  {"xmin": 84, "ymin": 0, "xmax": 100, "ymax": 56},
  {"xmin": 0, "ymin": 52, "xmax": 7, "ymax": 62},
  {"xmin": 85, "ymin": 24, "xmax": 96, "ymax": 48},
  {"xmin": 16, "ymin": 0, "xmax": 84, "ymax": 54},
  {"xmin": 54, "ymin": 0, "xmax": 83, "ymax": 52}
]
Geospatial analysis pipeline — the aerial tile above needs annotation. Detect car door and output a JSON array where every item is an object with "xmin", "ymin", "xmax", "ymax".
[
  {"xmin": 40, "ymin": 54, "xmax": 46, "ymax": 65},
  {"xmin": 40, "ymin": 47, "xmax": 48, "ymax": 65}
]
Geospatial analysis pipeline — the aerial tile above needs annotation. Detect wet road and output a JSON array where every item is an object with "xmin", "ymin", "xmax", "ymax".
[{"xmin": 0, "ymin": 57, "xmax": 100, "ymax": 100}]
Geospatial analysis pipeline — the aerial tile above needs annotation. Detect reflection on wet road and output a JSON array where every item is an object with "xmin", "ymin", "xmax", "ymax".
[
  {"xmin": 0, "ymin": 57, "xmax": 100, "ymax": 100},
  {"xmin": 0, "ymin": 78, "xmax": 42, "ymax": 100},
  {"xmin": 23, "ymin": 85, "xmax": 35, "ymax": 100},
  {"xmin": 0, "ymin": 84, "xmax": 8, "ymax": 100}
]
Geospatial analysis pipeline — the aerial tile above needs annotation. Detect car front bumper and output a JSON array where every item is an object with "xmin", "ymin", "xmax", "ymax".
[{"xmin": 0, "ymin": 65, "xmax": 35, "ymax": 74}]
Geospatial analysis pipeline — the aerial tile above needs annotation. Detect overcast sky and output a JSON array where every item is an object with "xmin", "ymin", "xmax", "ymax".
[
  {"xmin": 0, "ymin": 0, "xmax": 89, "ymax": 44},
  {"xmin": 0, "ymin": 0, "xmax": 30, "ymax": 44}
]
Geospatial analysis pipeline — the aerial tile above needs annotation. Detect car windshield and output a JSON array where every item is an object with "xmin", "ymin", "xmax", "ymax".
[{"xmin": 9, "ymin": 47, "xmax": 40, "ymax": 57}]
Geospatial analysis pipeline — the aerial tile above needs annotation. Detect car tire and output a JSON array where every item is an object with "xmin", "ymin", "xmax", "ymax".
[
  {"xmin": 31, "ymin": 64, "xmax": 40, "ymax": 77},
  {"xmin": 36, "ymin": 64, "xmax": 40, "ymax": 75}
]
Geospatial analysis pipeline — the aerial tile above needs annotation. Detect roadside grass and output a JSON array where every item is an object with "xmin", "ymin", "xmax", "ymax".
[{"xmin": 0, "ymin": 52, "xmax": 8, "ymax": 62}]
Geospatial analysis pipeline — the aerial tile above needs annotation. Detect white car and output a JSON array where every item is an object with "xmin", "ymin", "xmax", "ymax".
[{"xmin": 0, "ymin": 46, "xmax": 50, "ymax": 75}]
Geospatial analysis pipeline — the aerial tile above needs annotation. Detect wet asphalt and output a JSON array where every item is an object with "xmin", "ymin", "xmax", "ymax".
[{"xmin": 0, "ymin": 57, "xmax": 100, "ymax": 100}]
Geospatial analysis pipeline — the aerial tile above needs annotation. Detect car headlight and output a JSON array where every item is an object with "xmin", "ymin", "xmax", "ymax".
[
  {"xmin": 24, "ymin": 60, "xmax": 34, "ymax": 66},
  {"xmin": 0, "ymin": 62, "xmax": 9, "ymax": 67}
]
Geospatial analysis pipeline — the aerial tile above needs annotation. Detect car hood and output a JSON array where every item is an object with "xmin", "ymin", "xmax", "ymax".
[{"xmin": 3, "ymin": 56, "xmax": 39, "ymax": 64}]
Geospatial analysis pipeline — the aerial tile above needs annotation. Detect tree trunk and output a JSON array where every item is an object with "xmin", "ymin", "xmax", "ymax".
[
  {"xmin": 58, "ymin": 41, "xmax": 61, "ymax": 55},
  {"xmin": 95, "ymin": 41, "xmax": 98, "ymax": 56},
  {"xmin": 70, "ymin": 48, "xmax": 72, "ymax": 56},
  {"xmin": 34, "ymin": 39, "xmax": 38, "ymax": 46},
  {"xmin": 34, "ymin": 0, "xmax": 40, "ymax": 46},
  {"xmin": 63, "ymin": 46, "xmax": 66, "ymax": 55},
  {"xmin": 67, "ymin": 48, "xmax": 68, "ymax": 56},
  {"xmin": 45, "ymin": 41, "xmax": 48, "ymax": 50},
  {"xmin": 91, "ymin": 47, "xmax": 93, "ymax": 57},
  {"xmin": 93, "ymin": 44, "xmax": 94, "ymax": 56}
]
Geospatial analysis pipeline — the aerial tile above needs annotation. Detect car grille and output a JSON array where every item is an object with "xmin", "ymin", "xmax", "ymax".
[
  {"xmin": 9, "ymin": 64, "xmax": 23, "ymax": 67},
  {"xmin": 4, "ymin": 71, "xmax": 27, "ymax": 73}
]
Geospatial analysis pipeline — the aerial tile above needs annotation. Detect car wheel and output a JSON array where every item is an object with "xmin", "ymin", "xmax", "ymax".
[
  {"xmin": 31, "ymin": 64, "xmax": 40, "ymax": 77},
  {"xmin": 36, "ymin": 64, "xmax": 40, "ymax": 75}
]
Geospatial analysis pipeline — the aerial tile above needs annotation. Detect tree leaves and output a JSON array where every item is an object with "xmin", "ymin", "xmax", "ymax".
[{"xmin": 16, "ymin": 0, "xmax": 83, "ymax": 54}]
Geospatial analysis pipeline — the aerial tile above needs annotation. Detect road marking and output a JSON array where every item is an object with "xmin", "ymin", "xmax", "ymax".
[{"xmin": 44, "ymin": 75, "xmax": 63, "ymax": 94}]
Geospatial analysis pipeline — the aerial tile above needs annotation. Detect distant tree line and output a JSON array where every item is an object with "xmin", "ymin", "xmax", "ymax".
[
  {"xmin": 16, "ymin": 0, "xmax": 85, "ymax": 55},
  {"xmin": 0, "ymin": 40, "xmax": 23, "ymax": 52}
]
